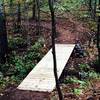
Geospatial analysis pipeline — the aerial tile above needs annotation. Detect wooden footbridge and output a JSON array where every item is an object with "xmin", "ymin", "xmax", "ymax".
[{"xmin": 18, "ymin": 44, "xmax": 75, "ymax": 92}]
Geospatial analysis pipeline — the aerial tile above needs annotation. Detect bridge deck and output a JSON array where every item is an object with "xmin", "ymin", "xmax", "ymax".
[{"xmin": 18, "ymin": 44, "xmax": 75, "ymax": 92}]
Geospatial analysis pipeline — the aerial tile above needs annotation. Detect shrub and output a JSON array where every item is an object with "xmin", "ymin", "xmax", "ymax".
[
  {"xmin": 1, "ymin": 41, "xmax": 44, "ymax": 80},
  {"xmin": 8, "ymin": 36, "xmax": 27, "ymax": 50}
]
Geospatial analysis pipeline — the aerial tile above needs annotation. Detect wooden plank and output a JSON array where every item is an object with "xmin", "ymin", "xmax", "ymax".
[{"xmin": 17, "ymin": 44, "xmax": 75, "ymax": 92}]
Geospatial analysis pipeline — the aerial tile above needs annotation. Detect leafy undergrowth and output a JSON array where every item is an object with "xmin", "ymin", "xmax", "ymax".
[
  {"xmin": 50, "ymin": 62, "xmax": 100, "ymax": 100},
  {"xmin": 50, "ymin": 43, "xmax": 100, "ymax": 100},
  {"xmin": 0, "ymin": 37, "xmax": 47, "ymax": 93}
]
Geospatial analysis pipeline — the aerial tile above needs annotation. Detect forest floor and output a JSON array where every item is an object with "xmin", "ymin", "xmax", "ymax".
[{"xmin": 0, "ymin": 13, "xmax": 100, "ymax": 100}]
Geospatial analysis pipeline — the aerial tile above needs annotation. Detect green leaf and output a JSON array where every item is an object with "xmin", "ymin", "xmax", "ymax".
[{"xmin": 73, "ymin": 88, "xmax": 83, "ymax": 95}]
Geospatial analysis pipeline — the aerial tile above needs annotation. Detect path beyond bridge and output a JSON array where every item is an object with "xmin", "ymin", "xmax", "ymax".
[{"xmin": 18, "ymin": 44, "xmax": 75, "ymax": 92}]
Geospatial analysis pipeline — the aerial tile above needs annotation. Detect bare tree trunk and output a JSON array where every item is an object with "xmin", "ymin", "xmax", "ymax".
[
  {"xmin": 9, "ymin": 0, "xmax": 13, "ymax": 17},
  {"xmin": 94, "ymin": 0, "xmax": 97, "ymax": 19},
  {"xmin": 89, "ymin": 0, "xmax": 96, "ymax": 19},
  {"xmin": 15, "ymin": 1, "xmax": 21, "ymax": 34},
  {"xmin": 23, "ymin": 1, "xmax": 30, "ymax": 48},
  {"xmin": 48, "ymin": 0, "xmax": 63, "ymax": 100},
  {"xmin": 36, "ymin": 0, "xmax": 40, "ymax": 35},
  {"xmin": 32, "ymin": 0, "xmax": 36, "ymax": 20},
  {"xmin": 0, "ymin": 2, "xmax": 8, "ymax": 64},
  {"xmin": 97, "ymin": 0, "xmax": 100, "ymax": 66},
  {"xmin": 26, "ymin": 4, "xmax": 30, "ymax": 49},
  {"xmin": 89, "ymin": 0, "xmax": 92, "ymax": 11},
  {"xmin": 9, "ymin": 0, "xmax": 13, "ymax": 8}
]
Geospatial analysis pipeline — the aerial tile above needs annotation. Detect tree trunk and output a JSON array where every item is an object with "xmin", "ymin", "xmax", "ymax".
[
  {"xmin": 36, "ymin": 0, "xmax": 40, "ymax": 35},
  {"xmin": 48, "ymin": 0, "xmax": 63, "ymax": 100},
  {"xmin": 15, "ymin": 2, "xmax": 21, "ymax": 34},
  {"xmin": 89, "ymin": 0, "xmax": 92, "ymax": 11},
  {"xmin": 94, "ymin": 0, "xmax": 97, "ymax": 19},
  {"xmin": 10, "ymin": 0, "xmax": 13, "ymax": 8},
  {"xmin": 89, "ymin": 0, "xmax": 96, "ymax": 19},
  {"xmin": 0, "ymin": 3, "xmax": 8, "ymax": 64},
  {"xmin": 9, "ymin": 0, "xmax": 13, "ymax": 15},
  {"xmin": 32, "ymin": 0, "xmax": 36, "ymax": 20},
  {"xmin": 97, "ymin": 0, "xmax": 100, "ymax": 66}
]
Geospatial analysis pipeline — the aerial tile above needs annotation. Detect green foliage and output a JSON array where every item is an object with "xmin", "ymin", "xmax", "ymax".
[
  {"xmin": 64, "ymin": 77, "xmax": 87, "ymax": 87},
  {"xmin": 0, "ymin": 63, "xmax": 10, "ymax": 74},
  {"xmin": 0, "ymin": 76, "xmax": 21, "ymax": 91},
  {"xmin": 62, "ymin": 0, "xmax": 83, "ymax": 10},
  {"xmin": 87, "ymin": 70, "xmax": 100, "ymax": 79},
  {"xmin": 54, "ymin": 3, "xmax": 66, "ymax": 13},
  {"xmin": 79, "ymin": 63, "xmax": 90, "ymax": 71},
  {"xmin": 26, "ymin": 41, "xmax": 44, "ymax": 61},
  {"xmin": 0, "ymin": 78, "xmax": 7, "ymax": 90},
  {"xmin": 72, "ymin": 61, "xmax": 100, "ymax": 96},
  {"xmin": 1, "ymin": 40, "xmax": 44, "ymax": 80},
  {"xmin": 64, "ymin": 76, "xmax": 88, "ymax": 95},
  {"xmin": 87, "ymin": 20, "xmax": 97, "ymax": 31},
  {"xmin": 10, "ymin": 42, "xmax": 43, "ymax": 78},
  {"xmin": 40, "ymin": 0, "xmax": 84, "ymax": 14},
  {"xmin": 55, "ymin": 0, "xmax": 84, "ymax": 12},
  {"xmin": 0, "ymin": 37, "xmax": 45, "ymax": 92},
  {"xmin": 11, "ymin": 55, "xmax": 35, "ymax": 78},
  {"xmin": 8, "ymin": 36, "xmax": 27, "ymax": 49},
  {"xmin": 73, "ymin": 88, "xmax": 83, "ymax": 95}
]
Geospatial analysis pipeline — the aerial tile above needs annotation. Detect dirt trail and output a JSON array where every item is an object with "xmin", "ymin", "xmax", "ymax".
[{"xmin": 41, "ymin": 16, "xmax": 90, "ymax": 45}]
